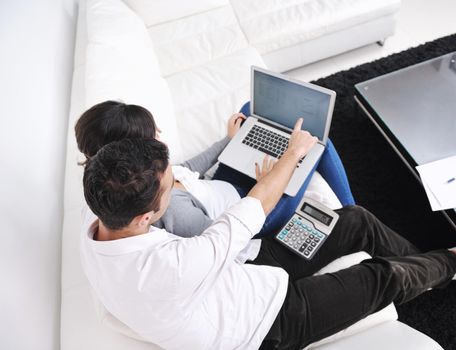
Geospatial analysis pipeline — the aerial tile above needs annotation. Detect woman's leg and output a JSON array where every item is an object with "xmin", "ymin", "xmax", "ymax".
[
  {"xmin": 254, "ymin": 193, "xmax": 302, "ymax": 238},
  {"xmin": 214, "ymin": 140, "xmax": 346, "ymax": 239},
  {"xmin": 260, "ymin": 249, "xmax": 456, "ymax": 350},
  {"xmin": 215, "ymin": 163, "xmax": 319, "ymax": 238},
  {"xmin": 252, "ymin": 205, "xmax": 421, "ymax": 279},
  {"xmin": 317, "ymin": 139, "xmax": 355, "ymax": 206},
  {"xmin": 212, "ymin": 163, "xmax": 256, "ymax": 191}
]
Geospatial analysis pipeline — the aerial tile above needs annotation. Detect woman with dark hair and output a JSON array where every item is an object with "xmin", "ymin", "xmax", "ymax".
[
  {"xmin": 75, "ymin": 100, "xmax": 327, "ymax": 239},
  {"xmin": 75, "ymin": 101, "xmax": 158, "ymax": 160}
]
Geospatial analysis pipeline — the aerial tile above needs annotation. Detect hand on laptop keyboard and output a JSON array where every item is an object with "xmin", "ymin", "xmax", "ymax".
[
  {"xmin": 227, "ymin": 113, "xmax": 246, "ymax": 139},
  {"xmin": 242, "ymin": 118, "xmax": 317, "ymax": 167},
  {"xmin": 255, "ymin": 155, "xmax": 276, "ymax": 181}
]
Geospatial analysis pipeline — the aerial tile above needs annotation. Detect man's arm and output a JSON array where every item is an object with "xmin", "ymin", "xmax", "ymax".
[
  {"xmin": 164, "ymin": 119, "xmax": 316, "ymax": 295},
  {"xmin": 172, "ymin": 196, "xmax": 265, "ymax": 296},
  {"xmin": 248, "ymin": 118, "xmax": 318, "ymax": 215}
]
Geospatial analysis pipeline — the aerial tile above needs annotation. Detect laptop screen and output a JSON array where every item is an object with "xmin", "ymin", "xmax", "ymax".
[{"xmin": 253, "ymin": 69, "xmax": 332, "ymax": 140}]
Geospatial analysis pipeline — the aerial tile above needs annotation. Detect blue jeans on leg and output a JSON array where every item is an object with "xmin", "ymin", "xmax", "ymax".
[
  {"xmin": 318, "ymin": 139, "xmax": 355, "ymax": 206},
  {"xmin": 213, "ymin": 162, "xmax": 319, "ymax": 238}
]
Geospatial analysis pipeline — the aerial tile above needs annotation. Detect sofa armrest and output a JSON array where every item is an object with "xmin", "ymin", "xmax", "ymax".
[
  {"xmin": 313, "ymin": 251, "xmax": 371, "ymax": 275},
  {"xmin": 312, "ymin": 321, "xmax": 444, "ymax": 350}
]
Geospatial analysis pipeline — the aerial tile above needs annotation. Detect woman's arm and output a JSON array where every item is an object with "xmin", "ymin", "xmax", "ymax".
[
  {"xmin": 179, "ymin": 113, "xmax": 245, "ymax": 176},
  {"xmin": 154, "ymin": 190, "xmax": 213, "ymax": 237},
  {"xmin": 179, "ymin": 137, "xmax": 230, "ymax": 176}
]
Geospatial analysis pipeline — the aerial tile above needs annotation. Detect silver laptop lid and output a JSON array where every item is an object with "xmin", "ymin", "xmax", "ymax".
[{"xmin": 251, "ymin": 66, "xmax": 336, "ymax": 143}]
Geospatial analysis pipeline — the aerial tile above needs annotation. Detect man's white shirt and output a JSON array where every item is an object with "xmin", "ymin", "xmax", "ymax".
[{"xmin": 80, "ymin": 197, "xmax": 288, "ymax": 350}]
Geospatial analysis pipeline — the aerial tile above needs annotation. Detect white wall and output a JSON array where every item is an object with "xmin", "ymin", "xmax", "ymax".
[{"xmin": 0, "ymin": 0, "xmax": 78, "ymax": 349}]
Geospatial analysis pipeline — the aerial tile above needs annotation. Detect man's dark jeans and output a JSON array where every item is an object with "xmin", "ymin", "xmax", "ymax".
[{"xmin": 249, "ymin": 205, "xmax": 456, "ymax": 350}]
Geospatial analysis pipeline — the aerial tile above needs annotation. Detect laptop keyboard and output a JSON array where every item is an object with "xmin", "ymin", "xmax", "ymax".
[{"xmin": 242, "ymin": 125, "xmax": 304, "ymax": 166}]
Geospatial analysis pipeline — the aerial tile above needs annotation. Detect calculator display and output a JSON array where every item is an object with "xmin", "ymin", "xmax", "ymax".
[{"xmin": 301, "ymin": 203, "xmax": 333, "ymax": 226}]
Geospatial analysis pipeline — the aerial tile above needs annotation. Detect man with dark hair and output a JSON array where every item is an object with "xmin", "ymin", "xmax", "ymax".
[
  {"xmin": 83, "ymin": 137, "xmax": 170, "ymax": 232},
  {"xmin": 81, "ymin": 120, "xmax": 456, "ymax": 350}
]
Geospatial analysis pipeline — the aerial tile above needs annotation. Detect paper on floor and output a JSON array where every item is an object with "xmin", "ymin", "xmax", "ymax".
[{"xmin": 416, "ymin": 155, "xmax": 456, "ymax": 211}]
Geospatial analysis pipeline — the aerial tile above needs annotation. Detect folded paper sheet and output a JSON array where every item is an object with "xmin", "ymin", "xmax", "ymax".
[{"xmin": 416, "ymin": 155, "xmax": 456, "ymax": 211}]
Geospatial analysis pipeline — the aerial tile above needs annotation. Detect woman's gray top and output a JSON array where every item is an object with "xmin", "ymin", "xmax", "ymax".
[{"xmin": 152, "ymin": 137, "xmax": 231, "ymax": 237}]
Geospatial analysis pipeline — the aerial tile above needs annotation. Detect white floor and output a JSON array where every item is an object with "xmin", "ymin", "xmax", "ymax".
[{"xmin": 288, "ymin": 0, "xmax": 456, "ymax": 82}]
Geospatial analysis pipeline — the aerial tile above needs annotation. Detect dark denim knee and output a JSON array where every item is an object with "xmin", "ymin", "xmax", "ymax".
[
  {"xmin": 339, "ymin": 205, "xmax": 365, "ymax": 214},
  {"xmin": 334, "ymin": 205, "xmax": 376, "ymax": 244},
  {"xmin": 345, "ymin": 205, "xmax": 377, "ymax": 225},
  {"xmin": 337, "ymin": 205, "xmax": 370, "ymax": 227}
]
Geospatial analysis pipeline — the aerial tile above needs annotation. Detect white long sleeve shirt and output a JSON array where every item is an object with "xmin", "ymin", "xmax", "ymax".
[
  {"xmin": 171, "ymin": 165, "xmax": 241, "ymax": 220},
  {"xmin": 80, "ymin": 197, "xmax": 288, "ymax": 350}
]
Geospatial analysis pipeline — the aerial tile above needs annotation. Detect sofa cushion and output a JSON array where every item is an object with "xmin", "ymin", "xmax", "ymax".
[
  {"xmin": 88, "ymin": 0, "xmax": 155, "ymax": 53},
  {"xmin": 165, "ymin": 47, "xmax": 265, "ymax": 159},
  {"xmin": 229, "ymin": 0, "xmax": 401, "ymax": 54},
  {"xmin": 124, "ymin": 0, "xmax": 229, "ymax": 27},
  {"xmin": 85, "ymin": 0, "xmax": 184, "ymax": 163},
  {"xmin": 311, "ymin": 321, "xmax": 444, "ymax": 350},
  {"xmin": 145, "ymin": 5, "xmax": 249, "ymax": 77}
]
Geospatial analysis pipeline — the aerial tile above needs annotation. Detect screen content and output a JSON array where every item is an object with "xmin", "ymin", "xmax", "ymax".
[
  {"xmin": 253, "ymin": 70, "xmax": 331, "ymax": 140},
  {"xmin": 301, "ymin": 203, "xmax": 333, "ymax": 226}
]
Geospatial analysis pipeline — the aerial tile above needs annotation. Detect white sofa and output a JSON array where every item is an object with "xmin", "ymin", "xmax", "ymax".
[{"xmin": 61, "ymin": 0, "xmax": 443, "ymax": 349}]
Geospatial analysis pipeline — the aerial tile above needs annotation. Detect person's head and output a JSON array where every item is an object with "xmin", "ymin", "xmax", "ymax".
[
  {"xmin": 83, "ymin": 138, "xmax": 172, "ymax": 233},
  {"xmin": 75, "ymin": 100, "xmax": 159, "ymax": 160}
]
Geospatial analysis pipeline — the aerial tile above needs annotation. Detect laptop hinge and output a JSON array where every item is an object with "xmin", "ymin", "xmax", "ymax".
[{"xmin": 257, "ymin": 118, "xmax": 291, "ymax": 135}]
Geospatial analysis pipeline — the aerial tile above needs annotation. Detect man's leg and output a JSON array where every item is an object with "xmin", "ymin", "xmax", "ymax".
[
  {"xmin": 260, "ymin": 250, "xmax": 456, "ymax": 350},
  {"xmin": 253, "ymin": 205, "xmax": 420, "ymax": 279}
]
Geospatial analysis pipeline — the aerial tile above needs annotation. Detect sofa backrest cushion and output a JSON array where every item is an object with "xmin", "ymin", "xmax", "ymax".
[
  {"xmin": 229, "ymin": 0, "xmax": 401, "ymax": 55},
  {"xmin": 119, "ymin": 0, "xmax": 266, "ymax": 160},
  {"xmin": 124, "ymin": 0, "xmax": 229, "ymax": 27},
  {"xmin": 85, "ymin": 0, "xmax": 184, "ymax": 163},
  {"xmin": 145, "ymin": 5, "xmax": 249, "ymax": 77}
]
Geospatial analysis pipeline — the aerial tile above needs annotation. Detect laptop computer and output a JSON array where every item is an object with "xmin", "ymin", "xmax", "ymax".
[{"xmin": 218, "ymin": 66, "xmax": 336, "ymax": 196}]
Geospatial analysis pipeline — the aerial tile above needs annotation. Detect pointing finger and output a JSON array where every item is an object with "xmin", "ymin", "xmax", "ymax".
[{"xmin": 294, "ymin": 117, "xmax": 303, "ymax": 132}]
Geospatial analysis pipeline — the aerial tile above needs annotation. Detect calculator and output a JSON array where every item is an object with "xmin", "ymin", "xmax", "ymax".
[{"xmin": 275, "ymin": 196, "xmax": 339, "ymax": 259}]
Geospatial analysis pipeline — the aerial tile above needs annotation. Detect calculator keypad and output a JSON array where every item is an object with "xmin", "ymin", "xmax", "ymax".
[{"xmin": 276, "ymin": 215, "xmax": 327, "ymax": 259}]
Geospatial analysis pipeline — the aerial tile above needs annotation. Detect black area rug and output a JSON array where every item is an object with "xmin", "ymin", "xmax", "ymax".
[{"xmin": 311, "ymin": 34, "xmax": 456, "ymax": 349}]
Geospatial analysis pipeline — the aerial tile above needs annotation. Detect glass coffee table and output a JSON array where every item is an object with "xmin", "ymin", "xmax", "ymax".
[{"xmin": 354, "ymin": 52, "xmax": 456, "ymax": 230}]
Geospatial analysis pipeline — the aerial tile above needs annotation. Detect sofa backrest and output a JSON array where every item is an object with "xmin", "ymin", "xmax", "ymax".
[
  {"xmin": 121, "ymin": 0, "xmax": 266, "ymax": 160},
  {"xmin": 85, "ymin": 0, "xmax": 184, "ymax": 162},
  {"xmin": 124, "ymin": 0, "xmax": 229, "ymax": 27},
  {"xmin": 125, "ymin": 0, "xmax": 246, "ymax": 78}
]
